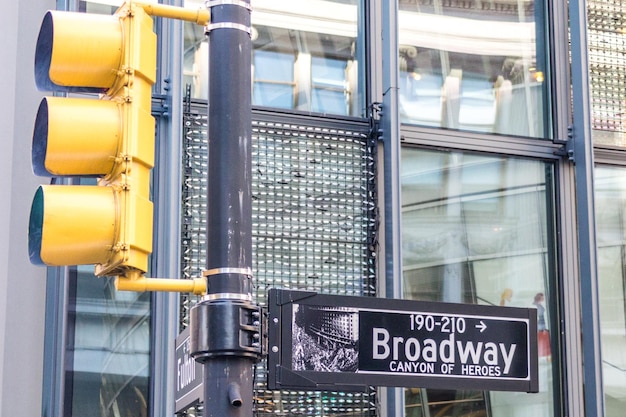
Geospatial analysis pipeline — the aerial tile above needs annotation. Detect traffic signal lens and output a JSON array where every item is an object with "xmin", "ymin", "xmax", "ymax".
[{"xmin": 28, "ymin": 187, "xmax": 44, "ymax": 265}]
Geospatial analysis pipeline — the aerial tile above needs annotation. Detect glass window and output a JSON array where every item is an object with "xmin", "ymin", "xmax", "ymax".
[
  {"xmin": 65, "ymin": 266, "xmax": 151, "ymax": 417},
  {"xmin": 184, "ymin": 0, "xmax": 364, "ymax": 117},
  {"xmin": 253, "ymin": 50, "xmax": 296, "ymax": 108},
  {"xmin": 311, "ymin": 56, "xmax": 352, "ymax": 114},
  {"xmin": 398, "ymin": 2, "xmax": 550, "ymax": 138},
  {"xmin": 594, "ymin": 166, "xmax": 626, "ymax": 417},
  {"xmin": 401, "ymin": 148, "xmax": 557, "ymax": 417}
]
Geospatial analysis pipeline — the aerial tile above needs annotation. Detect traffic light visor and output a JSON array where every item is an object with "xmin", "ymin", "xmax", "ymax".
[
  {"xmin": 32, "ymin": 97, "xmax": 121, "ymax": 177},
  {"xmin": 28, "ymin": 185, "xmax": 119, "ymax": 267},
  {"xmin": 35, "ymin": 11, "xmax": 123, "ymax": 93}
]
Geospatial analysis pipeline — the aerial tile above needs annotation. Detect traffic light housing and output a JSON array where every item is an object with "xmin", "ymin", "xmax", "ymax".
[{"xmin": 28, "ymin": 2, "xmax": 156, "ymax": 278}]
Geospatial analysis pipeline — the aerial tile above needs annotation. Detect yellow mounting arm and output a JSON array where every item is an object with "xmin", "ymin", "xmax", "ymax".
[
  {"xmin": 135, "ymin": 2, "xmax": 210, "ymax": 26},
  {"xmin": 115, "ymin": 271, "xmax": 207, "ymax": 295}
]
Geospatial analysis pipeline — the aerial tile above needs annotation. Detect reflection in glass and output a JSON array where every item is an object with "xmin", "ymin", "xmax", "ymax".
[
  {"xmin": 65, "ymin": 266, "xmax": 150, "ymax": 417},
  {"xmin": 594, "ymin": 166, "xmax": 626, "ymax": 417},
  {"xmin": 183, "ymin": 0, "xmax": 363, "ymax": 117},
  {"xmin": 79, "ymin": 0, "xmax": 119, "ymax": 14},
  {"xmin": 398, "ymin": 2, "xmax": 549, "ymax": 138},
  {"xmin": 401, "ymin": 148, "xmax": 556, "ymax": 416},
  {"xmin": 253, "ymin": 50, "xmax": 295, "ymax": 109}
]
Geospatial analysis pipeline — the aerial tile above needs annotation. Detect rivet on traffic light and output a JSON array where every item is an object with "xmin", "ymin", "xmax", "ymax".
[{"xmin": 28, "ymin": 2, "xmax": 156, "ymax": 278}]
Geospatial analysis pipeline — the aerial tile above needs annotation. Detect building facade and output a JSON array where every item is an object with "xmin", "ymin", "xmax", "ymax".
[{"xmin": 2, "ymin": 0, "xmax": 625, "ymax": 416}]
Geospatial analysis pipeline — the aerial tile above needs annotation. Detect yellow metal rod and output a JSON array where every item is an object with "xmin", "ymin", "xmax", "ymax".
[
  {"xmin": 115, "ymin": 276, "xmax": 206, "ymax": 294},
  {"xmin": 135, "ymin": 2, "xmax": 210, "ymax": 26}
]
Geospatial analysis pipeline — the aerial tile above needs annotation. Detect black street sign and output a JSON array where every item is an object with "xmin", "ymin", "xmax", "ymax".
[
  {"xmin": 174, "ymin": 327, "xmax": 204, "ymax": 413},
  {"xmin": 268, "ymin": 289, "xmax": 538, "ymax": 393}
]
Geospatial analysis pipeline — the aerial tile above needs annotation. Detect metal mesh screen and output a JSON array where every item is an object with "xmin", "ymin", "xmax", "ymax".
[
  {"xmin": 180, "ymin": 98, "xmax": 208, "ymax": 329},
  {"xmin": 588, "ymin": 0, "xmax": 626, "ymax": 146},
  {"xmin": 252, "ymin": 119, "xmax": 377, "ymax": 301},
  {"xmin": 179, "ymin": 98, "xmax": 378, "ymax": 416}
]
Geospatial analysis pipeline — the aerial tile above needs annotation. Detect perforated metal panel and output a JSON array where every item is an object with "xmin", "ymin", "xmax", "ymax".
[
  {"xmin": 252, "ymin": 118, "xmax": 377, "ymax": 301},
  {"xmin": 588, "ymin": 1, "xmax": 626, "ymax": 146},
  {"xmin": 179, "ymin": 97, "xmax": 378, "ymax": 416}
]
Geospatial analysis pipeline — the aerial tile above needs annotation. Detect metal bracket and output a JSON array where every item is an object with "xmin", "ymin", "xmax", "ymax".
[
  {"xmin": 151, "ymin": 93, "xmax": 169, "ymax": 118},
  {"xmin": 368, "ymin": 102, "xmax": 383, "ymax": 142},
  {"xmin": 260, "ymin": 306, "xmax": 269, "ymax": 357},
  {"xmin": 553, "ymin": 125, "xmax": 575, "ymax": 164}
]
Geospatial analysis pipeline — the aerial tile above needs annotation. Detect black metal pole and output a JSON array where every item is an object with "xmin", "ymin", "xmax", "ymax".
[{"xmin": 189, "ymin": 2, "xmax": 260, "ymax": 417}]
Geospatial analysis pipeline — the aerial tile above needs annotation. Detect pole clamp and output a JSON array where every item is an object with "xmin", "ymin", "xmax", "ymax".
[
  {"xmin": 202, "ymin": 292, "xmax": 252, "ymax": 301},
  {"xmin": 203, "ymin": 267, "xmax": 253, "ymax": 277},
  {"xmin": 205, "ymin": 22, "xmax": 251, "ymax": 35},
  {"xmin": 204, "ymin": 0, "xmax": 251, "ymax": 35},
  {"xmin": 189, "ymin": 299, "xmax": 263, "ymax": 362},
  {"xmin": 201, "ymin": 268, "xmax": 253, "ymax": 301}
]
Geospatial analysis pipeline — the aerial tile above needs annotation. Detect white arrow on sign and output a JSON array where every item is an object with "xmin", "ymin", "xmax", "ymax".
[{"xmin": 475, "ymin": 320, "xmax": 487, "ymax": 333}]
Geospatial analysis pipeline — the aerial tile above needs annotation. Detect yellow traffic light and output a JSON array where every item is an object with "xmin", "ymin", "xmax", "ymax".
[{"xmin": 29, "ymin": 2, "xmax": 156, "ymax": 278}]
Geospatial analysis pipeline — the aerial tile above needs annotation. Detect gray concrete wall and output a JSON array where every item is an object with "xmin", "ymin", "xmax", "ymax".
[{"xmin": 0, "ymin": 1, "xmax": 51, "ymax": 415}]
